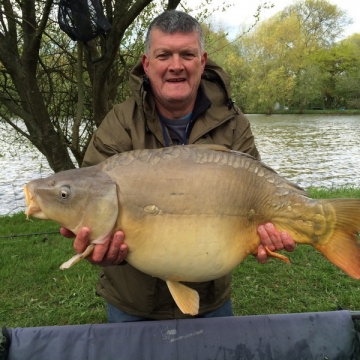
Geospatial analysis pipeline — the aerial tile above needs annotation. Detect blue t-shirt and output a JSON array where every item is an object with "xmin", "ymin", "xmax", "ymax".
[{"xmin": 158, "ymin": 112, "xmax": 192, "ymax": 145}]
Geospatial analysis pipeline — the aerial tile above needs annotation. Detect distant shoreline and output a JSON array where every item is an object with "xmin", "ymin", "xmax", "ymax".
[{"xmin": 245, "ymin": 109, "xmax": 360, "ymax": 115}]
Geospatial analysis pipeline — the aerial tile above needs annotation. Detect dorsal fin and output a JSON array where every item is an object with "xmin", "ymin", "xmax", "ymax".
[{"xmin": 186, "ymin": 144, "xmax": 230, "ymax": 152}]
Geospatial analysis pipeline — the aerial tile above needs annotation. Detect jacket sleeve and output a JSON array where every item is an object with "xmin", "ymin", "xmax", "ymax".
[
  {"xmin": 231, "ymin": 109, "xmax": 261, "ymax": 160},
  {"xmin": 82, "ymin": 103, "xmax": 134, "ymax": 167}
]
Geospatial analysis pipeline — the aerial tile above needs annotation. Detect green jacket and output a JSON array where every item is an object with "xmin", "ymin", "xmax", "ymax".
[{"xmin": 83, "ymin": 59, "xmax": 260, "ymax": 319}]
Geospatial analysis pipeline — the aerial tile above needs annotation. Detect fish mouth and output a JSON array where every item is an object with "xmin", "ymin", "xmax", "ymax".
[{"xmin": 24, "ymin": 185, "xmax": 48, "ymax": 220}]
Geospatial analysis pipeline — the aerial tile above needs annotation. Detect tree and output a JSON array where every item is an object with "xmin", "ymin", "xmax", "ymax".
[
  {"xmin": 291, "ymin": 64, "xmax": 326, "ymax": 110},
  {"xmin": 330, "ymin": 34, "xmax": 360, "ymax": 108},
  {"xmin": 230, "ymin": 0, "xmax": 351, "ymax": 112},
  {"xmin": 281, "ymin": 0, "xmax": 350, "ymax": 48},
  {"xmin": 0, "ymin": 0, "xmax": 75, "ymax": 171}
]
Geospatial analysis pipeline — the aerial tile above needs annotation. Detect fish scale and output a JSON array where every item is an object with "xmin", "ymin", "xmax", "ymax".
[{"xmin": 24, "ymin": 144, "xmax": 360, "ymax": 315}]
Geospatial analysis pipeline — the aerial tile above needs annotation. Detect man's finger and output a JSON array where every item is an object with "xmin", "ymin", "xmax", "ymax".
[
  {"xmin": 59, "ymin": 227, "xmax": 75, "ymax": 238},
  {"xmin": 73, "ymin": 227, "xmax": 91, "ymax": 253},
  {"xmin": 255, "ymin": 244, "xmax": 267, "ymax": 264},
  {"xmin": 281, "ymin": 232, "xmax": 296, "ymax": 252},
  {"xmin": 111, "ymin": 232, "xmax": 128, "ymax": 264},
  {"xmin": 115, "ymin": 244, "xmax": 128, "ymax": 264},
  {"xmin": 103, "ymin": 232, "xmax": 123, "ymax": 263},
  {"xmin": 90, "ymin": 234, "xmax": 111, "ymax": 262},
  {"xmin": 257, "ymin": 224, "xmax": 275, "ymax": 250}
]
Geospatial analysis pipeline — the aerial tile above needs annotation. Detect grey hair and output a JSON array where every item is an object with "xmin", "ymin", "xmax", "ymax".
[{"xmin": 144, "ymin": 10, "xmax": 204, "ymax": 55}]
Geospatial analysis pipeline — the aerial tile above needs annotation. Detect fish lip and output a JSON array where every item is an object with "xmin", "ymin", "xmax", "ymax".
[
  {"xmin": 24, "ymin": 185, "xmax": 47, "ymax": 219},
  {"xmin": 24, "ymin": 185, "xmax": 32, "ymax": 207}
]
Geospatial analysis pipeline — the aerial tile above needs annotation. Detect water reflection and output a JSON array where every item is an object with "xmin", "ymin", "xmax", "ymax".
[
  {"xmin": 0, "ymin": 133, "xmax": 53, "ymax": 216},
  {"xmin": 0, "ymin": 114, "xmax": 359, "ymax": 215}
]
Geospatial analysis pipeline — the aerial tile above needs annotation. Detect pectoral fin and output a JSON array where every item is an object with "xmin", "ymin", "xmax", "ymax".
[
  {"xmin": 60, "ymin": 244, "xmax": 95, "ymax": 269},
  {"xmin": 265, "ymin": 246, "xmax": 291, "ymax": 264},
  {"xmin": 166, "ymin": 280, "xmax": 200, "ymax": 316}
]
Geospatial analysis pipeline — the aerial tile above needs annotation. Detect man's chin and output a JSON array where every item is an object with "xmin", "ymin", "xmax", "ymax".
[{"xmin": 164, "ymin": 91, "xmax": 192, "ymax": 104}]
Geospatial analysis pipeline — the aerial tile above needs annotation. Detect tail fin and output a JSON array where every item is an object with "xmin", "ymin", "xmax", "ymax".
[{"xmin": 314, "ymin": 199, "xmax": 360, "ymax": 279}]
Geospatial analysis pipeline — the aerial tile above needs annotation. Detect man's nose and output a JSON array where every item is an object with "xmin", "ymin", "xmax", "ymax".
[{"xmin": 169, "ymin": 55, "xmax": 184, "ymax": 71}]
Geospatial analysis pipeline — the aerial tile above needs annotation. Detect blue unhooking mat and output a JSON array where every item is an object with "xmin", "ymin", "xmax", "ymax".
[{"xmin": 2, "ymin": 311, "xmax": 360, "ymax": 359}]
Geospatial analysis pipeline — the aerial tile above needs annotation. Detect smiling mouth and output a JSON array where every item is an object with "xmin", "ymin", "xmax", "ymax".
[{"xmin": 167, "ymin": 78, "xmax": 186, "ymax": 82}]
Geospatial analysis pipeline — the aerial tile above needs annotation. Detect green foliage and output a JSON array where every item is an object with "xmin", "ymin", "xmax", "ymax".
[
  {"xmin": 225, "ymin": 0, "xmax": 359, "ymax": 113},
  {"xmin": 291, "ymin": 64, "xmax": 327, "ymax": 110}
]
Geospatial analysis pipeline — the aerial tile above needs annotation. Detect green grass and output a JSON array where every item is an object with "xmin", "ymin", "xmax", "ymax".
[
  {"xmin": 1, "ymin": 187, "xmax": 360, "ymax": 327},
  {"xmin": 0, "ymin": 214, "xmax": 107, "ymax": 327}
]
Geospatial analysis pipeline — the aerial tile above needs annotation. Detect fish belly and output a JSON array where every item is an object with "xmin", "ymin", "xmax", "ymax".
[{"xmin": 122, "ymin": 213, "xmax": 257, "ymax": 282}]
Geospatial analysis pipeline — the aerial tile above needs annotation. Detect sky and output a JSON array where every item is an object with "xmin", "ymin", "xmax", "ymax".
[{"xmin": 196, "ymin": 0, "xmax": 359, "ymax": 39}]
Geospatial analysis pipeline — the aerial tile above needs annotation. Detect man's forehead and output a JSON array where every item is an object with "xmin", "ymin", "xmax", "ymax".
[{"xmin": 149, "ymin": 29, "xmax": 201, "ymax": 47}]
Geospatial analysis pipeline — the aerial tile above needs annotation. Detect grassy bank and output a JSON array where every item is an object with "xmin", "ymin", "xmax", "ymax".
[
  {"xmin": 0, "ymin": 215, "xmax": 106, "ymax": 327},
  {"xmin": 1, "ymin": 187, "xmax": 359, "ymax": 328}
]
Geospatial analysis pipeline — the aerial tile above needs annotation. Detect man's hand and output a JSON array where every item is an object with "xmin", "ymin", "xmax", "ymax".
[
  {"xmin": 256, "ymin": 223, "xmax": 296, "ymax": 263},
  {"xmin": 60, "ymin": 227, "xmax": 128, "ymax": 266}
]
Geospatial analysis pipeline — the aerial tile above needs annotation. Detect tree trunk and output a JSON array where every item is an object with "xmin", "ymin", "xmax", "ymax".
[{"xmin": 0, "ymin": 0, "xmax": 75, "ymax": 172}]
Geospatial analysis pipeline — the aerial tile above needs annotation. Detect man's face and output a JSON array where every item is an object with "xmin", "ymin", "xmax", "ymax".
[{"xmin": 142, "ymin": 29, "xmax": 207, "ymax": 117}]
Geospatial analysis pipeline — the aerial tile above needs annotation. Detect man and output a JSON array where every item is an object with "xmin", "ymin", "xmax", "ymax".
[{"xmin": 62, "ymin": 10, "xmax": 295, "ymax": 321}]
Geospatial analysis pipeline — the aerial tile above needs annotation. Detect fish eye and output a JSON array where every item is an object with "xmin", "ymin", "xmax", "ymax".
[{"xmin": 59, "ymin": 186, "xmax": 71, "ymax": 199}]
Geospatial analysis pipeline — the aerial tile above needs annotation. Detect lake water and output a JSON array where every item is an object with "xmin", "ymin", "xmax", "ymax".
[
  {"xmin": 0, "ymin": 114, "xmax": 359, "ymax": 216},
  {"xmin": 248, "ymin": 114, "xmax": 360, "ymax": 189}
]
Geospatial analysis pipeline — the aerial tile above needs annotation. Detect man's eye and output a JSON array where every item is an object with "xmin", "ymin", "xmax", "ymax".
[
  {"xmin": 183, "ymin": 53, "xmax": 195, "ymax": 59},
  {"xmin": 157, "ymin": 54, "xmax": 168, "ymax": 60}
]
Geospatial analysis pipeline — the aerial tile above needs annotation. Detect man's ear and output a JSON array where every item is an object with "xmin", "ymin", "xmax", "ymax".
[
  {"xmin": 142, "ymin": 54, "xmax": 149, "ymax": 74},
  {"xmin": 201, "ymin": 52, "xmax": 208, "ymax": 72}
]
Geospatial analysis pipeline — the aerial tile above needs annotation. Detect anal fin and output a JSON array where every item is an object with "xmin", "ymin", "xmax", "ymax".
[{"xmin": 166, "ymin": 280, "xmax": 200, "ymax": 315}]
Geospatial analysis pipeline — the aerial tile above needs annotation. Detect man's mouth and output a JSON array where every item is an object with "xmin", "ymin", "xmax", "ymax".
[{"xmin": 167, "ymin": 78, "xmax": 186, "ymax": 82}]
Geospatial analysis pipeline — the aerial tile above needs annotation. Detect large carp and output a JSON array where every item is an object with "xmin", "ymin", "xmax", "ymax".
[{"xmin": 24, "ymin": 145, "xmax": 360, "ymax": 315}]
